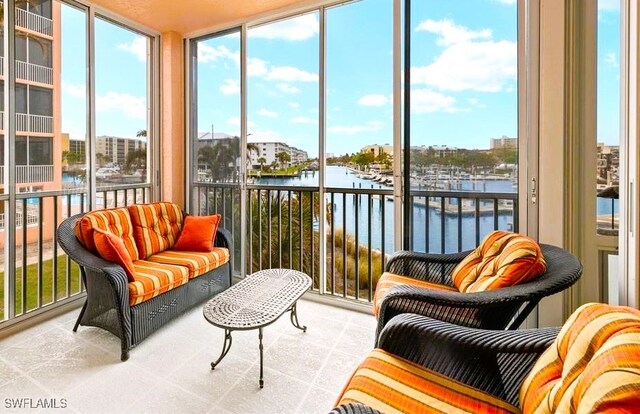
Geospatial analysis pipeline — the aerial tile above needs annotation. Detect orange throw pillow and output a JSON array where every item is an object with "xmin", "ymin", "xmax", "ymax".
[
  {"xmin": 452, "ymin": 230, "xmax": 546, "ymax": 293},
  {"xmin": 173, "ymin": 215, "xmax": 221, "ymax": 252},
  {"xmin": 93, "ymin": 228, "xmax": 136, "ymax": 282}
]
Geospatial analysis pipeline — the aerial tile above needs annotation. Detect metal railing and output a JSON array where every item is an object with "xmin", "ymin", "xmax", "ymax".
[
  {"xmin": 16, "ymin": 60, "xmax": 53, "ymax": 85},
  {"xmin": 16, "ymin": 113, "xmax": 53, "ymax": 134},
  {"xmin": 0, "ymin": 165, "xmax": 54, "ymax": 183},
  {"xmin": 15, "ymin": 5, "xmax": 53, "ymax": 37},
  {"xmin": 192, "ymin": 183, "xmax": 517, "ymax": 303},
  {"xmin": 0, "ymin": 183, "xmax": 151, "ymax": 321}
]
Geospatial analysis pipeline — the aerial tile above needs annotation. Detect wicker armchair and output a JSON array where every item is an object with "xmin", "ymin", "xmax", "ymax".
[
  {"xmin": 333, "ymin": 312, "xmax": 559, "ymax": 413},
  {"xmin": 375, "ymin": 244, "xmax": 582, "ymax": 339},
  {"xmin": 333, "ymin": 303, "xmax": 640, "ymax": 413}
]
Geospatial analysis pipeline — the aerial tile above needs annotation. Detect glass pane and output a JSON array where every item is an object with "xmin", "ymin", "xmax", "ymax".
[
  {"xmin": 246, "ymin": 14, "xmax": 320, "ymax": 284},
  {"xmin": 596, "ymin": 0, "xmax": 620, "ymax": 235},
  {"xmin": 409, "ymin": 0, "xmax": 518, "ymax": 253},
  {"xmin": 191, "ymin": 30, "xmax": 242, "ymax": 272},
  {"xmin": 325, "ymin": 0, "xmax": 393, "ymax": 300},
  {"xmin": 247, "ymin": 13, "xmax": 319, "ymax": 186},
  {"xmin": 95, "ymin": 17, "xmax": 149, "ymax": 196}
]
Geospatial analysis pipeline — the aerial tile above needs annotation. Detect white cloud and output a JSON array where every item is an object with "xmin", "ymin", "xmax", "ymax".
[
  {"xmin": 198, "ymin": 43, "xmax": 237, "ymax": 63},
  {"xmin": 62, "ymin": 81, "xmax": 86, "ymax": 98},
  {"xmin": 289, "ymin": 102, "xmax": 300, "ymax": 108},
  {"xmin": 248, "ymin": 57, "xmax": 269, "ymax": 77},
  {"xmin": 227, "ymin": 117, "xmax": 257, "ymax": 128},
  {"xmin": 96, "ymin": 92, "xmax": 146, "ymax": 120},
  {"xmin": 411, "ymin": 89, "xmax": 458, "ymax": 113},
  {"xmin": 258, "ymin": 108, "xmax": 278, "ymax": 118},
  {"xmin": 328, "ymin": 121, "xmax": 384, "ymax": 135},
  {"xmin": 117, "ymin": 37, "xmax": 148, "ymax": 62},
  {"xmin": 220, "ymin": 79, "xmax": 240, "ymax": 95},
  {"xmin": 358, "ymin": 94, "xmax": 389, "ymax": 107},
  {"xmin": 267, "ymin": 66, "xmax": 318, "ymax": 82},
  {"xmin": 277, "ymin": 83, "xmax": 301, "ymax": 94},
  {"xmin": 290, "ymin": 116, "xmax": 314, "ymax": 124},
  {"xmin": 492, "ymin": 0, "xmax": 516, "ymax": 5},
  {"xmin": 416, "ymin": 19, "xmax": 492, "ymax": 46},
  {"xmin": 467, "ymin": 97, "xmax": 487, "ymax": 108},
  {"xmin": 250, "ymin": 14, "xmax": 319, "ymax": 41},
  {"xmin": 605, "ymin": 52, "xmax": 619, "ymax": 68},
  {"xmin": 598, "ymin": 0, "xmax": 620, "ymax": 12},
  {"xmin": 412, "ymin": 39, "xmax": 516, "ymax": 92}
]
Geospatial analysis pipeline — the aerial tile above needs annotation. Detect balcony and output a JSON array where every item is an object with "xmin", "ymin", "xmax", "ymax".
[
  {"xmin": 0, "ymin": 57, "xmax": 54, "ymax": 85},
  {"xmin": 0, "ymin": 165, "xmax": 54, "ymax": 184},
  {"xmin": 0, "ymin": 111, "xmax": 54, "ymax": 134},
  {"xmin": 14, "ymin": 4, "xmax": 53, "ymax": 37}
]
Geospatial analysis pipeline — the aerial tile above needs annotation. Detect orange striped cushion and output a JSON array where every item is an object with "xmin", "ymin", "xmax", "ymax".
[
  {"xmin": 452, "ymin": 231, "xmax": 546, "ymax": 293},
  {"xmin": 128, "ymin": 260, "xmax": 189, "ymax": 306},
  {"xmin": 336, "ymin": 349, "xmax": 519, "ymax": 414},
  {"xmin": 74, "ymin": 207, "xmax": 139, "ymax": 261},
  {"xmin": 373, "ymin": 272, "xmax": 457, "ymax": 317},
  {"xmin": 520, "ymin": 303, "xmax": 640, "ymax": 413},
  {"xmin": 128, "ymin": 202, "xmax": 184, "ymax": 259},
  {"xmin": 146, "ymin": 248, "xmax": 230, "ymax": 279}
]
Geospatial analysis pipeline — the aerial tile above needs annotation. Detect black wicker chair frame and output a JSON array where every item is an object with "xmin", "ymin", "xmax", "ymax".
[
  {"xmin": 376, "ymin": 244, "xmax": 582, "ymax": 340},
  {"xmin": 332, "ymin": 313, "xmax": 560, "ymax": 413},
  {"xmin": 57, "ymin": 213, "xmax": 234, "ymax": 361}
]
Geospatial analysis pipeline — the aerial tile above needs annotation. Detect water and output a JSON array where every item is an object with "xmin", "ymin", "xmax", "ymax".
[{"xmin": 255, "ymin": 166, "xmax": 619, "ymax": 253}]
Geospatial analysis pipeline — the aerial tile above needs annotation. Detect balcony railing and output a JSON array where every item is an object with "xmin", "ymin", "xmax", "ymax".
[
  {"xmin": 16, "ymin": 60, "xmax": 53, "ymax": 85},
  {"xmin": 15, "ymin": 113, "xmax": 53, "ymax": 134},
  {"xmin": 192, "ymin": 183, "xmax": 518, "ymax": 303},
  {"xmin": 0, "ymin": 57, "xmax": 53, "ymax": 85},
  {"xmin": 15, "ymin": 5, "xmax": 53, "ymax": 37},
  {"xmin": 0, "ymin": 184, "xmax": 151, "ymax": 321},
  {"xmin": 0, "ymin": 165, "xmax": 54, "ymax": 183}
]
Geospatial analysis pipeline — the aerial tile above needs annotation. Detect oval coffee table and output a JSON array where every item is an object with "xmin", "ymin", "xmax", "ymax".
[{"xmin": 203, "ymin": 268, "xmax": 312, "ymax": 388}]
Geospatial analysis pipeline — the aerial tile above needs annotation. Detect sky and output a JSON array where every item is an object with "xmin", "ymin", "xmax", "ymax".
[
  {"xmin": 60, "ymin": 3, "xmax": 148, "ymax": 142},
  {"xmin": 60, "ymin": 0, "xmax": 621, "ymax": 157}
]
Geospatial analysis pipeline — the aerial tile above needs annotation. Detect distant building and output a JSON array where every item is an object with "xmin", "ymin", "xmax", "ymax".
[
  {"xmin": 490, "ymin": 136, "xmax": 517, "ymax": 150},
  {"xmin": 430, "ymin": 145, "xmax": 458, "ymax": 158},
  {"xmin": 361, "ymin": 144, "xmax": 393, "ymax": 158},
  {"xmin": 249, "ymin": 141, "xmax": 308, "ymax": 168},
  {"xmin": 597, "ymin": 142, "xmax": 619, "ymax": 181},
  {"xmin": 76, "ymin": 136, "xmax": 148, "ymax": 167}
]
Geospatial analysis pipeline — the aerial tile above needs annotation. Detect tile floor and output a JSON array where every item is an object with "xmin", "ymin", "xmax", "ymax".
[{"xmin": 0, "ymin": 299, "xmax": 376, "ymax": 414}]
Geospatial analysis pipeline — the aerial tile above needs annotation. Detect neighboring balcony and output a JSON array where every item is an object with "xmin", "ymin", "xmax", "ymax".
[
  {"xmin": 0, "ymin": 111, "xmax": 54, "ymax": 134},
  {"xmin": 0, "ymin": 164, "xmax": 54, "ymax": 184},
  {"xmin": 0, "ymin": 57, "xmax": 54, "ymax": 85},
  {"xmin": 15, "ymin": 4, "xmax": 53, "ymax": 37}
]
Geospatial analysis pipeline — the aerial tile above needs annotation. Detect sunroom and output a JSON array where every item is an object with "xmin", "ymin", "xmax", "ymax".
[{"xmin": 0, "ymin": 0, "xmax": 637, "ymax": 413}]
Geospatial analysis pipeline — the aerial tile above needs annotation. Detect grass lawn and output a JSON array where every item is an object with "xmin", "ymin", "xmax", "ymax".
[{"xmin": 0, "ymin": 255, "xmax": 82, "ymax": 320}]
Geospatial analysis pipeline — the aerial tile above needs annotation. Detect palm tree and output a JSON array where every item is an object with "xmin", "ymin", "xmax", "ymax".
[
  {"xmin": 136, "ymin": 130, "xmax": 147, "ymax": 138},
  {"xmin": 198, "ymin": 137, "xmax": 239, "ymax": 182},
  {"xmin": 276, "ymin": 151, "xmax": 291, "ymax": 169},
  {"xmin": 257, "ymin": 157, "xmax": 267, "ymax": 171}
]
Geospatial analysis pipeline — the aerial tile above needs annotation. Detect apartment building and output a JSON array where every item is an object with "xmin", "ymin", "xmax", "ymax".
[
  {"xmin": 94, "ymin": 135, "xmax": 147, "ymax": 167},
  {"xmin": 361, "ymin": 144, "xmax": 393, "ymax": 158},
  {"xmin": 249, "ymin": 140, "xmax": 308, "ymax": 168},
  {"xmin": 0, "ymin": 0, "xmax": 58, "ymax": 190},
  {"xmin": 490, "ymin": 135, "xmax": 518, "ymax": 150}
]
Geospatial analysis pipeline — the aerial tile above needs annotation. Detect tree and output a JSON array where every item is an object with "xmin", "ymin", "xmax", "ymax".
[
  {"xmin": 276, "ymin": 151, "xmax": 291, "ymax": 169},
  {"xmin": 257, "ymin": 157, "xmax": 267, "ymax": 171},
  {"xmin": 198, "ymin": 137, "xmax": 240, "ymax": 182},
  {"xmin": 124, "ymin": 149, "xmax": 147, "ymax": 173},
  {"xmin": 136, "ymin": 130, "xmax": 147, "ymax": 138},
  {"xmin": 351, "ymin": 152, "xmax": 375, "ymax": 169},
  {"xmin": 96, "ymin": 152, "xmax": 106, "ymax": 167}
]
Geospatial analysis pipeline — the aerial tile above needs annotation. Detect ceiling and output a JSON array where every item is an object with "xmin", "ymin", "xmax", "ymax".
[{"xmin": 89, "ymin": 0, "xmax": 322, "ymax": 35}]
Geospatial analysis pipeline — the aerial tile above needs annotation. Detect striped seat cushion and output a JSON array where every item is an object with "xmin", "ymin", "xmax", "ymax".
[
  {"xmin": 128, "ymin": 202, "xmax": 184, "ymax": 259},
  {"xmin": 74, "ymin": 207, "xmax": 139, "ymax": 261},
  {"xmin": 373, "ymin": 272, "xmax": 457, "ymax": 317},
  {"xmin": 128, "ymin": 260, "xmax": 189, "ymax": 306},
  {"xmin": 146, "ymin": 248, "xmax": 230, "ymax": 279},
  {"xmin": 452, "ymin": 231, "xmax": 546, "ymax": 293},
  {"xmin": 336, "ymin": 349, "xmax": 519, "ymax": 414},
  {"xmin": 520, "ymin": 303, "xmax": 640, "ymax": 413}
]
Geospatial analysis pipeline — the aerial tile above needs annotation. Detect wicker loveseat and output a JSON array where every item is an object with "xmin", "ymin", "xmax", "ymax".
[{"xmin": 57, "ymin": 202, "xmax": 233, "ymax": 361}]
